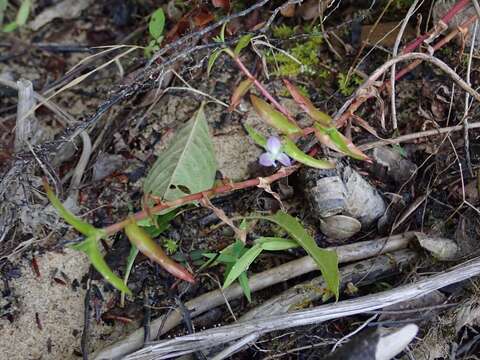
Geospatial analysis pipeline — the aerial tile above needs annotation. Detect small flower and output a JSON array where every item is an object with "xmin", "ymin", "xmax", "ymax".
[{"xmin": 259, "ymin": 136, "xmax": 292, "ymax": 167}]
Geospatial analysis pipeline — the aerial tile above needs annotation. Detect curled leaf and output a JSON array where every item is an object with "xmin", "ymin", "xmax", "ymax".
[
  {"xmin": 229, "ymin": 78, "xmax": 253, "ymax": 111},
  {"xmin": 314, "ymin": 123, "xmax": 370, "ymax": 161},
  {"xmin": 250, "ymin": 95, "xmax": 302, "ymax": 136},
  {"xmin": 44, "ymin": 180, "xmax": 98, "ymax": 237},
  {"xmin": 283, "ymin": 79, "xmax": 332, "ymax": 127},
  {"xmin": 124, "ymin": 220, "xmax": 195, "ymax": 283},
  {"xmin": 73, "ymin": 235, "xmax": 132, "ymax": 295},
  {"xmin": 282, "ymin": 137, "xmax": 335, "ymax": 169},
  {"xmin": 251, "ymin": 211, "xmax": 340, "ymax": 299},
  {"xmin": 207, "ymin": 48, "xmax": 226, "ymax": 76}
]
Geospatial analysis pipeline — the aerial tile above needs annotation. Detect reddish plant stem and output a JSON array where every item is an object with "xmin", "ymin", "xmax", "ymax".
[
  {"xmin": 232, "ymin": 55, "xmax": 299, "ymax": 126},
  {"xmin": 334, "ymin": 1, "xmax": 477, "ymax": 128},
  {"xmin": 401, "ymin": 0, "xmax": 470, "ymax": 54},
  {"xmin": 103, "ymin": 166, "xmax": 299, "ymax": 235}
]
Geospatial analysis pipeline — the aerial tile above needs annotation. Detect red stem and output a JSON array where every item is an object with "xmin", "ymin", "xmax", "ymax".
[
  {"xmin": 401, "ymin": 0, "xmax": 470, "ymax": 55},
  {"xmin": 233, "ymin": 55, "xmax": 299, "ymax": 126},
  {"xmin": 103, "ymin": 166, "xmax": 299, "ymax": 235}
]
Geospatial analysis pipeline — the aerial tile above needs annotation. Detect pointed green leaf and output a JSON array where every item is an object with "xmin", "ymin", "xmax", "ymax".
[
  {"xmin": 223, "ymin": 244, "xmax": 263, "ymax": 288},
  {"xmin": 252, "ymin": 211, "xmax": 339, "ymax": 299},
  {"xmin": 282, "ymin": 137, "xmax": 335, "ymax": 169},
  {"xmin": 208, "ymin": 48, "xmax": 226, "ymax": 76},
  {"xmin": 283, "ymin": 79, "xmax": 331, "ymax": 127},
  {"xmin": 234, "ymin": 34, "xmax": 253, "ymax": 55},
  {"xmin": 244, "ymin": 123, "xmax": 267, "ymax": 149},
  {"xmin": 255, "ymin": 237, "xmax": 299, "ymax": 251},
  {"xmin": 16, "ymin": 0, "xmax": 30, "ymax": 26},
  {"xmin": 72, "ymin": 235, "xmax": 132, "ymax": 295},
  {"xmin": 44, "ymin": 181, "xmax": 99, "ymax": 237},
  {"xmin": 238, "ymin": 272, "xmax": 252, "ymax": 302},
  {"xmin": 149, "ymin": 8, "xmax": 165, "ymax": 40},
  {"xmin": 121, "ymin": 245, "xmax": 139, "ymax": 304},
  {"xmin": 313, "ymin": 123, "xmax": 370, "ymax": 161},
  {"xmin": 143, "ymin": 104, "xmax": 217, "ymax": 202},
  {"xmin": 250, "ymin": 95, "xmax": 302, "ymax": 136}
]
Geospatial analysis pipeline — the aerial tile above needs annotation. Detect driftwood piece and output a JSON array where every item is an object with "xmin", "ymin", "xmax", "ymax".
[
  {"xmin": 14, "ymin": 79, "xmax": 38, "ymax": 153},
  {"xmin": 211, "ymin": 249, "xmax": 418, "ymax": 360},
  {"xmin": 125, "ymin": 255, "xmax": 480, "ymax": 359},
  {"xmin": 92, "ymin": 232, "xmax": 414, "ymax": 359}
]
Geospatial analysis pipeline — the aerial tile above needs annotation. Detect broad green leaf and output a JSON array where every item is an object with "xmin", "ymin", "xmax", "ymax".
[
  {"xmin": 16, "ymin": 0, "xmax": 30, "ymax": 26},
  {"xmin": 229, "ymin": 78, "xmax": 253, "ymax": 111},
  {"xmin": 44, "ymin": 181, "xmax": 98, "ymax": 237},
  {"xmin": 244, "ymin": 123, "xmax": 267, "ymax": 149},
  {"xmin": 250, "ymin": 95, "xmax": 302, "ymax": 136},
  {"xmin": 282, "ymin": 137, "xmax": 335, "ymax": 169},
  {"xmin": 149, "ymin": 8, "xmax": 165, "ymax": 40},
  {"xmin": 313, "ymin": 123, "xmax": 369, "ymax": 161},
  {"xmin": 238, "ymin": 272, "xmax": 252, "ymax": 302},
  {"xmin": 283, "ymin": 79, "xmax": 331, "ymax": 127},
  {"xmin": 253, "ymin": 211, "xmax": 339, "ymax": 299},
  {"xmin": 207, "ymin": 48, "xmax": 226, "ymax": 76},
  {"xmin": 255, "ymin": 237, "xmax": 299, "ymax": 251},
  {"xmin": 234, "ymin": 34, "xmax": 253, "ymax": 55},
  {"xmin": 223, "ymin": 244, "xmax": 263, "ymax": 288},
  {"xmin": 72, "ymin": 234, "xmax": 132, "ymax": 295},
  {"xmin": 143, "ymin": 104, "xmax": 217, "ymax": 202}
]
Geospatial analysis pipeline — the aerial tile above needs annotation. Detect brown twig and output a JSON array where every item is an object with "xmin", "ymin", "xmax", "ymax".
[
  {"xmin": 334, "ymin": 52, "xmax": 480, "ymax": 128},
  {"xmin": 232, "ymin": 54, "xmax": 299, "ymax": 126},
  {"xmin": 103, "ymin": 166, "xmax": 298, "ymax": 235},
  {"xmin": 358, "ymin": 121, "xmax": 480, "ymax": 151}
]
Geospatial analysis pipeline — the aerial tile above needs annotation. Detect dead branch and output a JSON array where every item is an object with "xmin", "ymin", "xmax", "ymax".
[
  {"xmin": 91, "ymin": 232, "xmax": 414, "ymax": 359},
  {"xmin": 125, "ymin": 255, "xmax": 480, "ymax": 359}
]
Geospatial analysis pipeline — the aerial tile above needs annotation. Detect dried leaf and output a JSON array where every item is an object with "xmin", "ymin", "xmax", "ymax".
[
  {"xmin": 283, "ymin": 79, "xmax": 331, "ymax": 127},
  {"xmin": 229, "ymin": 78, "xmax": 253, "ymax": 111}
]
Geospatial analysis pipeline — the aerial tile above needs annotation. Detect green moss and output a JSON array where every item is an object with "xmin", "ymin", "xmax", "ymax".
[
  {"xmin": 337, "ymin": 73, "xmax": 363, "ymax": 96},
  {"xmin": 267, "ymin": 26, "xmax": 329, "ymax": 79}
]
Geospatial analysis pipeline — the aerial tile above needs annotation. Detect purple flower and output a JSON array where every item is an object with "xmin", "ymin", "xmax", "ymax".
[{"xmin": 259, "ymin": 137, "xmax": 292, "ymax": 167}]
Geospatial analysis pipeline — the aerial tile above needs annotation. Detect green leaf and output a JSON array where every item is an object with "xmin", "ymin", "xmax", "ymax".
[
  {"xmin": 143, "ymin": 103, "xmax": 217, "ymax": 202},
  {"xmin": 313, "ymin": 123, "xmax": 369, "ymax": 161},
  {"xmin": 72, "ymin": 235, "xmax": 132, "ymax": 295},
  {"xmin": 44, "ymin": 181, "xmax": 99, "ymax": 237},
  {"xmin": 149, "ymin": 8, "xmax": 165, "ymax": 40},
  {"xmin": 207, "ymin": 48, "xmax": 226, "ymax": 76},
  {"xmin": 238, "ymin": 272, "xmax": 252, "ymax": 302},
  {"xmin": 223, "ymin": 244, "xmax": 263, "ymax": 288},
  {"xmin": 121, "ymin": 245, "xmax": 139, "ymax": 304},
  {"xmin": 250, "ymin": 95, "xmax": 302, "ymax": 136},
  {"xmin": 255, "ymin": 237, "xmax": 299, "ymax": 251},
  {"xmin": 234, "ymin": 34, "xmax": 253, "ymax": 55},
  {"xmin": 138, "ymin": 210, "xmax": 177, "ymax": 237},
  {"xmin": 253, "ymin": 211, "xmax": 339, "ymax": 299},
  {"xmin": 2, "ymin": 21, "xmax": 17, "ymax": 32},
  {"xmin": 282, "ymin": 137, "xmax": 335, "ymax": 169},
  {"xmin": 16, "ymin": 0, "xmax": 30, "ymax": 26},
  {"xmin": 244, "ymin": 123, "xmax": 267, "ymax": 149}
]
